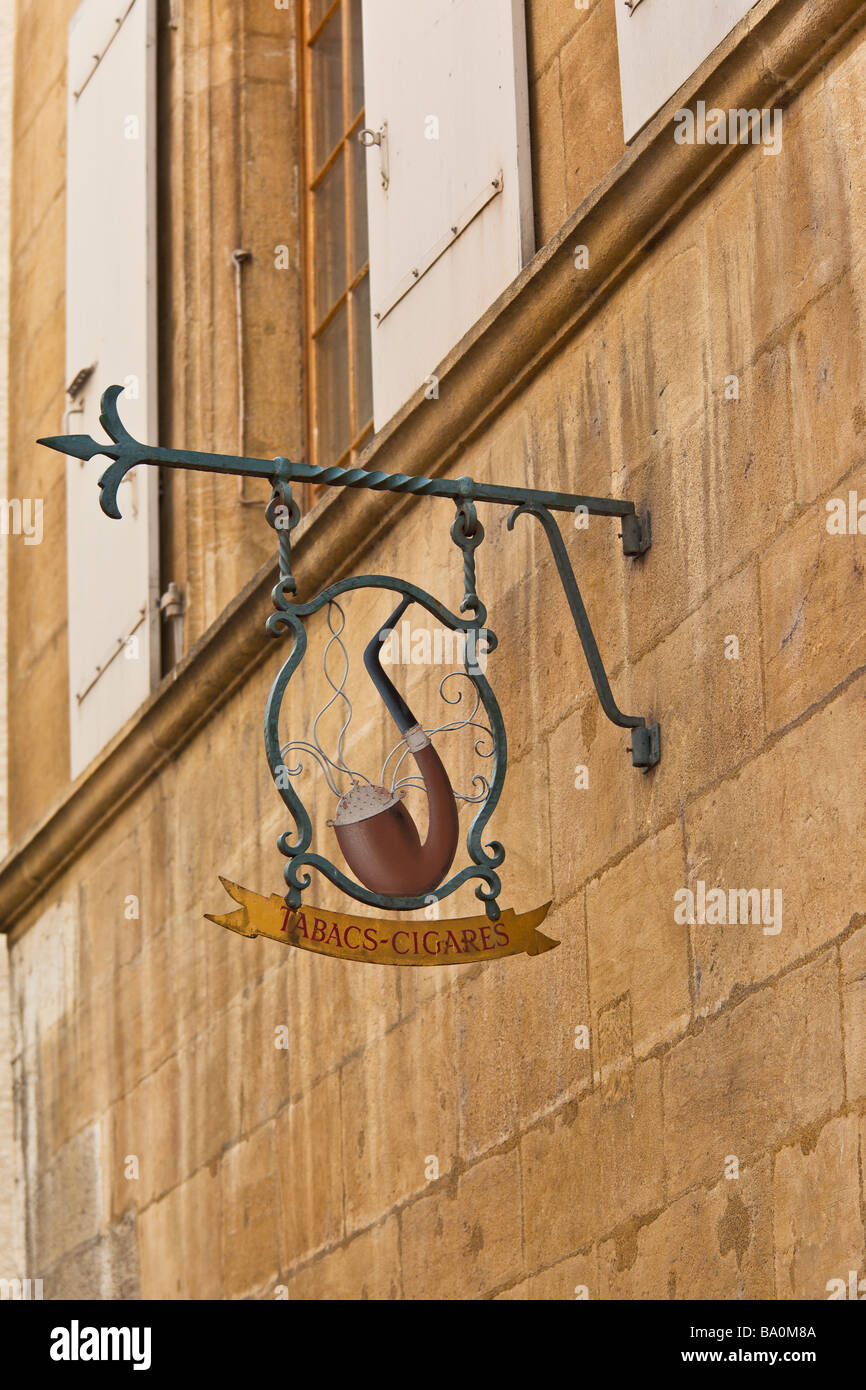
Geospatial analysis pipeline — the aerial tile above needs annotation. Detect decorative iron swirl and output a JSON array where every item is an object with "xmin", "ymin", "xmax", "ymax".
[{"xmin": 279, "ymin": 601, "xmax": 370, "ymax": 796}]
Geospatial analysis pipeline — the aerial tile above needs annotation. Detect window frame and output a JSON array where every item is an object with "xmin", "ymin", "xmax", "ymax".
[{"xmin": 300, "ymin": 0, "xmax": 373, "ymax": 495}]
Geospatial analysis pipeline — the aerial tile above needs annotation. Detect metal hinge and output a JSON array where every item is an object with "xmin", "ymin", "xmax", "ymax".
[
  {"xmin": 73, "ymin": 0, "xmax": 138, "ymax": 100},
  {"xmin": 75, "ymin": 605, "xmax": 147, "ymax": 703},
  {"xmin": 64, "ymin": 362, "xmax": 97, "ymax": 442},
  {"xmin": 67, "ymin": 363, "xmax": 97, "ymax": 401}
]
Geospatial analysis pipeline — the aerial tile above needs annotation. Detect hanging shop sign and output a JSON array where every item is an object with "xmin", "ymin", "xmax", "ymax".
[{"xmin": 40, "ymin": 386, "xmax": 661, "ymax": 966}]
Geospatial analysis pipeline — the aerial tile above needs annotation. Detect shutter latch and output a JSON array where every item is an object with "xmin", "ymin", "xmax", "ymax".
[
  {"xmin": 358, "ymin": 122, "xmax": 389, "ymax": 191},
  {"xmin": 64, "ymin": 362, "xmax": 97, "ymax": 449}
]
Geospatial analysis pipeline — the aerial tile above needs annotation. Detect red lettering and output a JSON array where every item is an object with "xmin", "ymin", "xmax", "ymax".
[
  {"xmin": 312, "ymin": 917, "xmax": 328, "ymax": 942},
  {"xmin": 493, "ymin": 924, "xmax": 509, "ymax": 948},
  {"xmin": 344, "ymin": 925, "xmax": 361, "ymax": 950},
  {"xmin": 412, "ymin": 931, "xmax": 420, "ymax": 955},
  {"xmin": 294, "ymin": 912, "xmax": 309, "ymax": 939},
  {"xmin": 442, "ymin": 931, "xmax": 462, "ymax": 955},
  {"xmin": 422, "ymin": 931, "xmax": 441, "ymax": 956},
  {"xmin": 461, "ymin": 928, "xmax": 479, "ymax": 952},
  {"xmin": 392, "ymin": 930, "xmax": 410, "ymax": 955},
  {"xmin": 280, "ymin": 907, "xmax": 293, "ymax": 934},
  {"xmin": 363, "ymin": 928, "xmax": 378, "ymax": 952},
  {"xmin": 479, "ymin": 925, "xmax": 492, "ymax": 952},
  {"xmin": 326, "ymin": 923, "xmax": 342, "ymax": 948}
]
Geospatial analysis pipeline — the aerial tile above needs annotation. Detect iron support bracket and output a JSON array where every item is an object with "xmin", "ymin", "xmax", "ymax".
[{"xmin": 39, "ymin": 384, "xmax": 662, "ymax": 770}]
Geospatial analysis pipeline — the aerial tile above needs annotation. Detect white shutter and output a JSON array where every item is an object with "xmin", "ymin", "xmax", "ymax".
[
  {"xmin": 615, "ymin": 0, "xmax": 758, "ymax": 143},
  {"xmin": 360, "ymin": 0, "xmax": 533, "ymax": 427},
  {"xmin": 65, "ymin": 0, "xmax": 159, "ymax": 778}
]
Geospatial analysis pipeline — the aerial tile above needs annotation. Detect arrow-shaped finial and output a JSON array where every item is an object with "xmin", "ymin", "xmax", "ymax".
[{"xmin": 38, "ymin": 385, "xmax": 146, "ymax": 519}]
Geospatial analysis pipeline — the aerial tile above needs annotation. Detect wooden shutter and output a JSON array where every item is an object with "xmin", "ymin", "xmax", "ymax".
[
  {"xmin": 359, "ymin": 0, "xmax": 534, "ymax": 427},
  {"xmin": 65, "ymin": 0, "xmax": 159, "ymax": 777},
  {"xmin": 615, "ymin": 0, "xmax": 758, "ymax": 142}
]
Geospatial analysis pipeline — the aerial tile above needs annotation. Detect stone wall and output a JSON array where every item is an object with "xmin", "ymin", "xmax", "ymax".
[
  {"xmin": 0, "ymin": 0, "xmax": 25, "ymax": 1287},
  {"xmin": 2, "ymin": 0, "xmax": 865, "ymax": 1300}
]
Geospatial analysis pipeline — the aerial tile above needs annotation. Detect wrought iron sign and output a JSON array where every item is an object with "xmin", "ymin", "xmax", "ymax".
[{"xmin": 40, "ymin": 385, "xmax": 660, "ymax": 967}]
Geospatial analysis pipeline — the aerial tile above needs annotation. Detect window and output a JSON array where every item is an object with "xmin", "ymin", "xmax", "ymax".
[
  {"xmin": 65, "ymin": 0, "xmax": 159, "ymax": 777},
  {"xmin": 303, "ymin": 0, "xmax": 534, "ymax": 447},
  {"xmin": 358, "ymin": 0, "xmax": 534, "ymax": 427},
  {"xmin": 302, "ymin": 0, "xmax": 374, "ymax": 473},
  {"xmin": 615, "ymin": 0, "xmax": 759, "ymax": 142}
]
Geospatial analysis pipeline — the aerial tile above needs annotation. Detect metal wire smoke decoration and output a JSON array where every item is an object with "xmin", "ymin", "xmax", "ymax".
[
  {"xmin": 280, "ymin": 600, "xmax": 493, "ymax": 806},
  {"xmin": 279, "ymin": 601, "xmax": 367, "ymax": 798},
  {"xmin": 382, "ymin": 673, "xmax": 492, "ymax": 805}
]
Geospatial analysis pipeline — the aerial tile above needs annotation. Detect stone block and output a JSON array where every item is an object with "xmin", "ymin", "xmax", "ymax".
[
  {"xmin": 841, "ymin": 923, "xmax": 866, "ymax": 1103},
  {"xmin": 401, "ymin": 1150, "xmax": 524, "ymax": 1299},
  {"xmin": 340, "ymin": 990, "xmax": 459, "ymax": 1231},
  {"xmin": 760, "ymin": 471, "xmax": 866, "ymax": 731},
  {"xmin": 521, "ymin": 1059, "xmax": 664, "ymax": 1266},
  {"xmin": 276, "ymin": 1069, "xmax": 344, "ymax": 1269},
  {"xmin": 662, "ymin": 952, "xmax": 844, "ymax": 1196},
  {"xmin": 137, "ymin": 1163, "xmax": 222, "ymax": 1300},
  {"xmin": 773, "ymin": 1114, "xmax": 864, "ymax": 1300},
  {"xmin": 454, "ymin": 892, "xmax": 591, "ymax": 1160},
  {"xmin": 586, "ymin": 820, "xmax": 690, "ymax": 1062},
  {"xmin": 221, "ymin": 1122, "xmax": 279, "ymax": 1298},
  {"xmin": 685, "ymin": 677, "xmax": 866, "ymax": 1014},
  {"xmin": 597, "ymin": 1159, "xmax": 774, "ymax": 1299},
  {"xmin": 284, "ymin": 1218, "xmax": 401, "ymax": 1300}
]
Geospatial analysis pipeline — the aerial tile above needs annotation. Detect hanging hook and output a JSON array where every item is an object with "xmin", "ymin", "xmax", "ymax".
[
  {"xmin": 266, "ymin": 473, "xmax": 301, "ymax": 597},
  {"xmin": 450, "ymin": 500, "xmax": 486, "ymax": 620}
]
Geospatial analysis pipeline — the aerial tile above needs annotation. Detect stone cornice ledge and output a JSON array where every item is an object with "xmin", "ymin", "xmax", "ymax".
[{"xmin": 2, "ymin": 0, "xmax": 863, "ymax": 934}]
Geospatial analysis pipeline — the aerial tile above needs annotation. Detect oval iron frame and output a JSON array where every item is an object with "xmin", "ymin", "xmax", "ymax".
[{"xmin": 264, "ymin": 574, "xmax": 507, "ymax": 921}]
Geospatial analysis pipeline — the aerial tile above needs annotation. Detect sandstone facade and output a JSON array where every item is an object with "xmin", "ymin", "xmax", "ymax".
[{"xmin": 1, "ymin": 0, "xmax": 865, "ymax": 1300}]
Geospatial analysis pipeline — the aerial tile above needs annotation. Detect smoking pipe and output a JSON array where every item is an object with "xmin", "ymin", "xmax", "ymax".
[{"xmin": 329, "ymin": 597, "xmax": 459, "ymax": 897}]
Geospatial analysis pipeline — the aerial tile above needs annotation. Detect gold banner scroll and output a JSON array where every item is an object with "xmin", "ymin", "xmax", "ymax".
[{"xmin": 205, "ymin": 877, "xmax": 558, "ymax": 967}]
